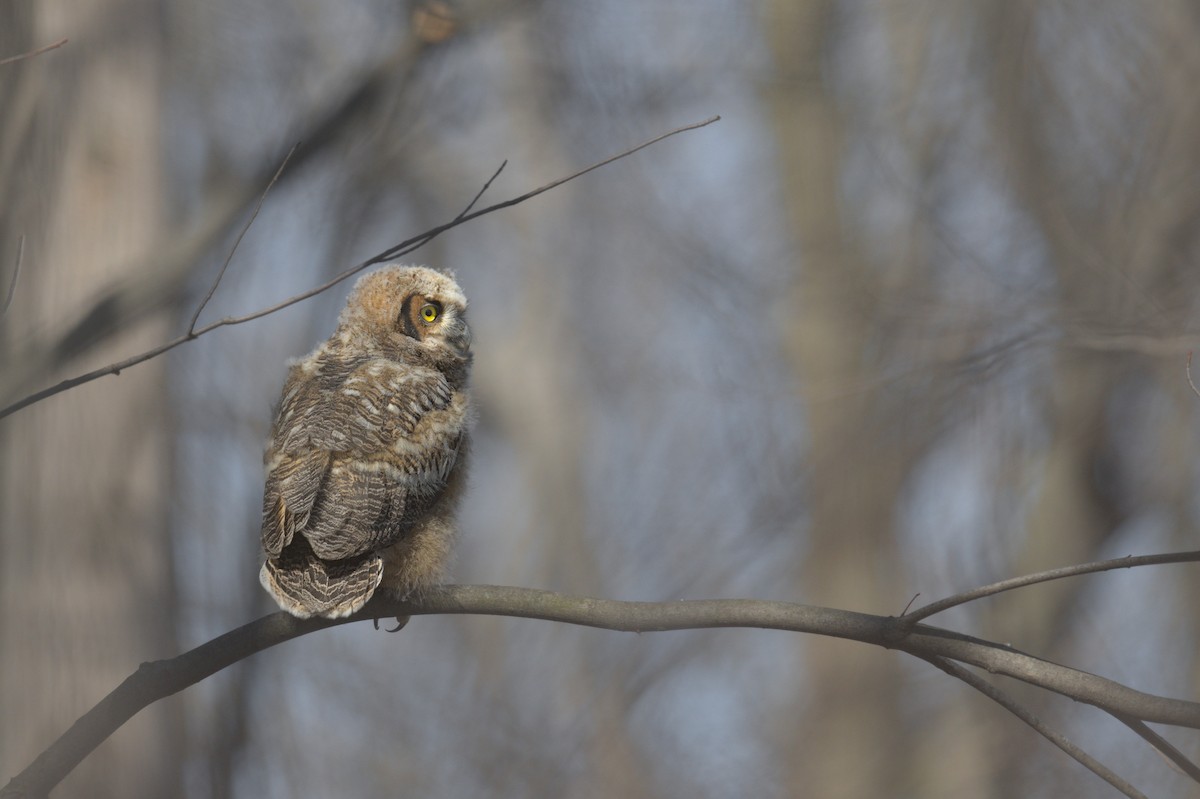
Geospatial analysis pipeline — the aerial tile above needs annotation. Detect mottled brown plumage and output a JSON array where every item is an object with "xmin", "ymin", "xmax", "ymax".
[{"xmin": 259, "ymin": 265, "xmax": 472, "ymax": 618}]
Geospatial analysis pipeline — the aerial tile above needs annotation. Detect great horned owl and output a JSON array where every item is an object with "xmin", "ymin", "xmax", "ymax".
[{"xmin": 259, "ymin": 265, "xmax": 473, "ymax": 619}]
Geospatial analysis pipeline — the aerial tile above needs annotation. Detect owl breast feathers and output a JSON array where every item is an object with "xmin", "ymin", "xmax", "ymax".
[{"xmin": 259, "ymin": 265, "xmax": 473, "ymax": 618}]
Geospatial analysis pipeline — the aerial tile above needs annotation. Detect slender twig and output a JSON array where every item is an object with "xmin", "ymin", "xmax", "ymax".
[
  {"xmin": 456, "ymin": 160, "xmax": 506, "ymax": 221},
  {"xmin": 0, "ymin": 116, "xmax": 720, "ymax": 422},
  {"xmin": 1188, "ymin": 352, "xmax": 1200, "ymax": 399},
  {"xmin": 204, "ymin": 116, "xmax": 720, "ymax": 324},
  {"xmin": 371, "ymin": 116, "xmax": 719, "ymax": 264},
  {"xmin": 188, "ymin": 143, "xmax": 300, "ymax": 335},
  {"xmin": 4, "ymin": 581, "xmax": 1199, "ymax": 799},
  {"xmin": 0, "ymin": 32, "xmax": 435, "ymax": 399},
  {"xmin": 903, "ymin": 550, "xmax": 1200, "ymax": 623},
  {"xmin": 2, "ymin": 236, "xmax": 23, "ymax": 317},
  {"xmin": 922, "ymin": 655, "xmax": 1146, "ymax": 799},
  {"xmin": 0, "ymin": 37, "xmax": 68, "ymax": 67},
  {"xmin": 342, "ymin": 159, "xmax": 507, "ymax": 281},
  {"xmin": 1111, "ymin": 712, "xmax": 1200, "ymax": 783}
]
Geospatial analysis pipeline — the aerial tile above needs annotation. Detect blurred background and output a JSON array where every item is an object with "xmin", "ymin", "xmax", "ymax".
[{"xmin": 3, "ymin": 1, "xmax": 1200, "ymax": 797}]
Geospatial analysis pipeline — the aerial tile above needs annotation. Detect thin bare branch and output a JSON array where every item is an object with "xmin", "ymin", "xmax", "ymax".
[
  {"xmin": 922, "ymin": 655, "xmax": 1146, "ymax": 799},
  {"xmin": 2, "ymin": 236, "xmax": 23, "ymax": 317},
  {"xmin": 1112, "ymin": 712, "xmax": 1200, "ymax": 783},
  {"xmin": 215, "ymin": 116, "xmax": 721, "ymax": 329},
  {"xmin": 1188, "ymin": 351, "xmax": 1200, "ymax": 400},
  {"xmin": 0, "ymin": 116, "xmax": 720, "ymax": 422},
  {"xmin": 0, "ymin": 37, "xmax": 68, "ymax": 67},
  {"xmin": 903, "ymin": 550, "xmax": 1200, "ymax": 623},
  {"xmin": 188, "ymin": 143, "xmax": 300, "ymax": 335},
  {"xmin": 373, "ymin": 117, "xmax": 721, "ymax": 265},
  {"xmin": 0, "ymin": 25, "xmax": 477, "ymax": 400},
  {"xmin": 455, "ymin": 160, "xmax": 506, "ymax": 221},
  {"xmin": 4, "ymin": 579, "xmax": 1198, "ymax": 798}
]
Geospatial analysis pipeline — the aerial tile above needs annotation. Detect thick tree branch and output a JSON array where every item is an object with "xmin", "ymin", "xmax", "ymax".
[{"xmin": 4, "ymin": 579, "xmax": 1198, "ymax": 798}]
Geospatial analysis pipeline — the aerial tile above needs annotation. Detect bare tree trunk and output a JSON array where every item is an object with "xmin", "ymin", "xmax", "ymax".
[
  {"xmin": 761, "ymin": 3, "xmax": 912, "ymax": 796},
  {"xmin": 0, "ymin": 2, "xmax": 182, "ymax": 796}
]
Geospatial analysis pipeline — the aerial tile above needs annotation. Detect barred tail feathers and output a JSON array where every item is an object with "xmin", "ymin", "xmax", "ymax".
[{"xmin": 260, "ymin": 535, "xmax": 383, "ymax": 619}]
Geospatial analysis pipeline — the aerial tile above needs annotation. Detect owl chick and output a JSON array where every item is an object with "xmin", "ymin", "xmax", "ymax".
[{"xmin": 259, "ymin": 265, "xmax": 472, "ymax": 619}]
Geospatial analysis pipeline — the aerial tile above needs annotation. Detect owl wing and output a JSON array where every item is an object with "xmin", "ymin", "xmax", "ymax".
[
  {"xmin": 261, "ymin": 363, "xmax": 339, "ymax": 558},
  {"xmin": 263, "ymin": 357, "xmax": 461, "ymax": 563}
]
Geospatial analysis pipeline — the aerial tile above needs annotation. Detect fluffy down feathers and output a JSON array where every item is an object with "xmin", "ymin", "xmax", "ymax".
[{"xmin": 259, "ymin": 265, "xmax": 472, "ymax": 618}]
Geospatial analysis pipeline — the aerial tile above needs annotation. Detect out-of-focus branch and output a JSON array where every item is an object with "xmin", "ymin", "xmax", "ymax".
[
  {"xmin": 4, "ymin": 572, "xmax": 1199, "ymax": 799},
  {"xmin": 187, "ymin": 144, "xmax": 299, "ymax": 336},
  {"xmin": 0, "ymin": 38, "xmax": 68, "ymax": 67},
  {"xmin": 0, "ymin": 116, "xmax": 720, "ymax": 421},
  {"xmin": 1, "ymin": 235, "xmax": 22, "ymax": 317},
  {"xmin": 0, "ymin": 22, "xmax": 445, "ymax": 409}
]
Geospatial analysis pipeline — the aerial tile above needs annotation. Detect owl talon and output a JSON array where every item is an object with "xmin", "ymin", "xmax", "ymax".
[
  {"xmin": 372, "ymin": 615, "xmax": 410, "ymax": 632},
  {"xmin": 386, "ymin": 615, "xmax": 410, "ymax": 633}
]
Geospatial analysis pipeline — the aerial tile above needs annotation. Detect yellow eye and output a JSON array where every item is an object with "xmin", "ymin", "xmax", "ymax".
[{"xmin": 420, "ymin": 303, "xmax": 440, "ymax": 323}]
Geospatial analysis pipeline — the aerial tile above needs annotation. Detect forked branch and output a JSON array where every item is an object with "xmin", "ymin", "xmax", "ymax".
[
  {"xmin": 4, "ymin": 564, "xmax": 1200, "ymax": 799},
  {"xmin": 0, "ymin": 116, "xmax": 721, "ymax": 421}
]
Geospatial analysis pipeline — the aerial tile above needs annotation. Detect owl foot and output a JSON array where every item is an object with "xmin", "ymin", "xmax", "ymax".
[{"xmin": 373, "ymin": 615, "xmax": 411, "ymax": 633}]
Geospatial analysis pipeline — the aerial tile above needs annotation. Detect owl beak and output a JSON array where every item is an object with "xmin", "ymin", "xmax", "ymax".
[{"xmin": 446, "ymin": 317, "xmax": 472, "ymax": 358}]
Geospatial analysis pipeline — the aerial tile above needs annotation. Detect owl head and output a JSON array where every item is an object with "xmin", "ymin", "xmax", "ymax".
[{"xmin": 337, "ymin": 265, "xmax": 471, "ymax": 361}]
